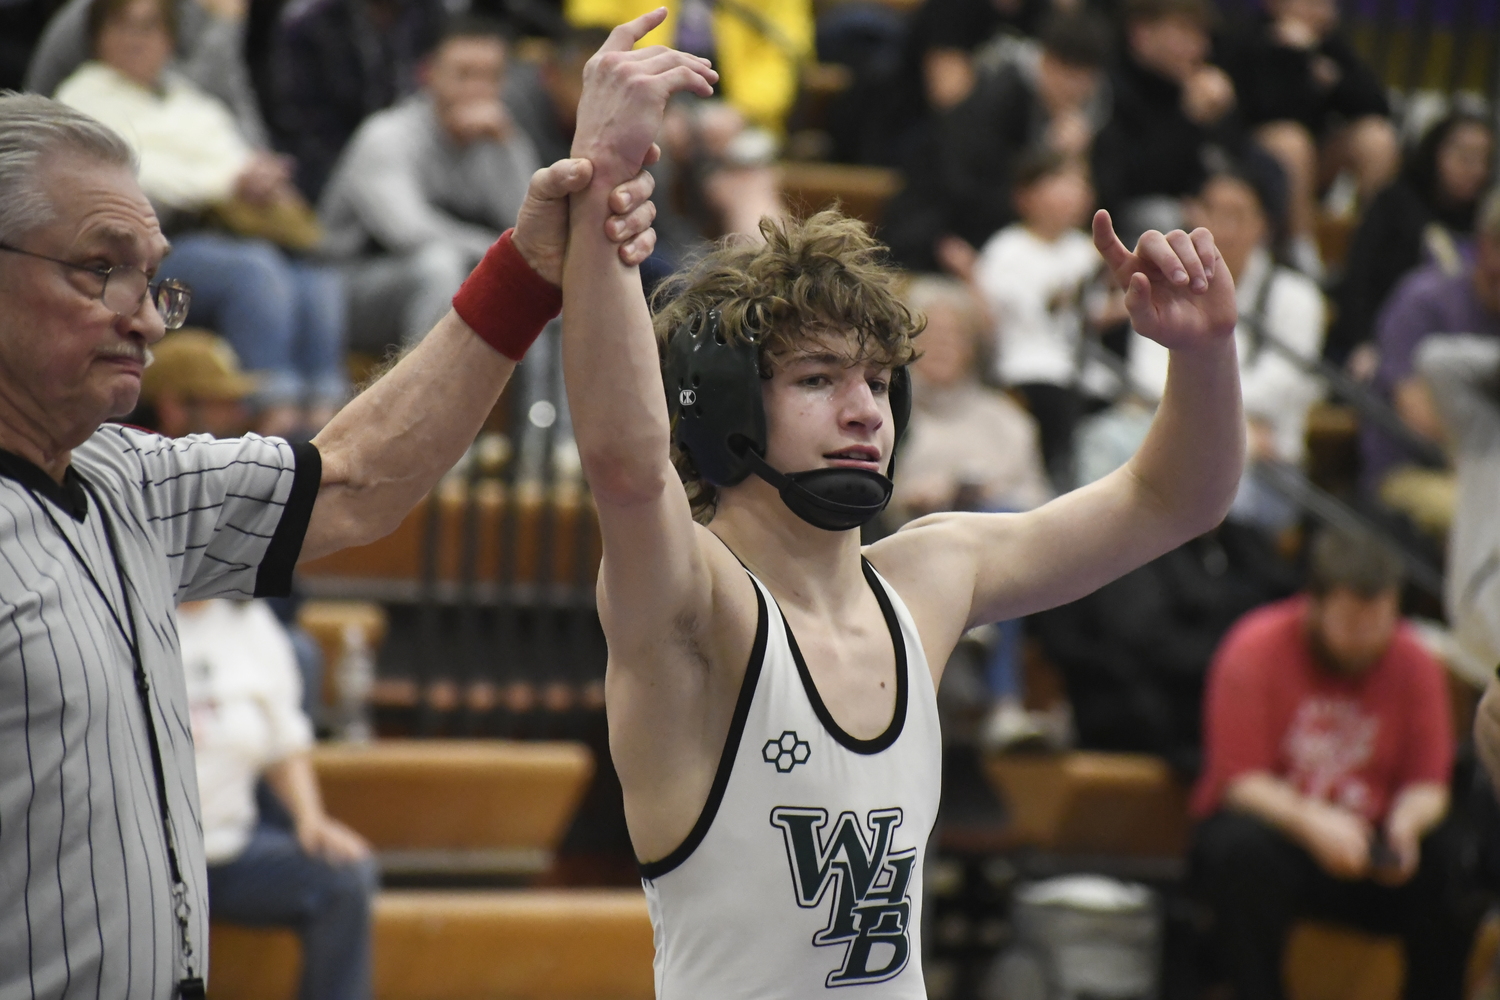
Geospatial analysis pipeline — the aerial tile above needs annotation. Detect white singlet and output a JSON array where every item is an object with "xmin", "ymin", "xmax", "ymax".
[{"xmin": 641, "ymin": 558, "xmax": 942, "ymax": 999}]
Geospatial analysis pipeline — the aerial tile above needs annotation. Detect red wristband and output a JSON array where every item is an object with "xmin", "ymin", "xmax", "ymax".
[{"xmin": 452, "ymin": 229, "xmax": 562, "ymax": 361}]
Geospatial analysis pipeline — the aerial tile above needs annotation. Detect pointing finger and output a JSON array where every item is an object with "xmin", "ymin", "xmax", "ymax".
[
  {"xmin": 1091, "ymin": 209, "xmax": 1133, "ymax": 276},
  {"xmin": 603, "ymin": 7, "xmax": 668, "ymax": 53}
]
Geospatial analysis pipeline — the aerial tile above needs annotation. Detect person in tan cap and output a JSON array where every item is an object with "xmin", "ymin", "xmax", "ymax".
[{"xmin": 135, "ymin": 329, "xmax": 257, "ymax": 438}]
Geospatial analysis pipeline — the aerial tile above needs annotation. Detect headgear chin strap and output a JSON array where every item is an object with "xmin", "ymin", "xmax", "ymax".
[{"xmin": 738, "ymin": 445, "xmax": 894, "ymax": 532}]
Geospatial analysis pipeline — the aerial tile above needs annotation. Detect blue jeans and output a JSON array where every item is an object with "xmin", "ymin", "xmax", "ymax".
[
  {"xmin": 207, "ymin": 821, "xmax": 378, "ymax": 1000},
  {"xmin": 160, "ymin": 232, "xmax": 349, "ymax": 408}
]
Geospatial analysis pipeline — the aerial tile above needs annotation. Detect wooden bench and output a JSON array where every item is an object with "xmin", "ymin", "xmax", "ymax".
[
  {"xmin": 296, "ymin": 480, "xmax": 601, "ymax": 604},
  {"xmin": 208, "ymin": 888, "xmax": 655, "ymax": 1000},
  {"xmin": 777, "ymin": 162, "xmax": 902, "ymax": 229},
  {"xmin": 985, "ymin": 751, "xmax": 1190, "ymax": 857},
  {"xmin": 312, "ymin": 739, "xmax": 593, "ymax": 876}
]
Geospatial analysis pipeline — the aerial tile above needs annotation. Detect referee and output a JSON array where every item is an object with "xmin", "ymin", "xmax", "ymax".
[{"xmin": 0, "ymin": 84, "xmax": 678, "ymax": 999}]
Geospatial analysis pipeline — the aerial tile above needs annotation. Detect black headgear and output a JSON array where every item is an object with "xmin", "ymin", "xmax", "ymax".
[{"xmin": 664, "ymin": 309, "xmax": 911, "ymax": 531}]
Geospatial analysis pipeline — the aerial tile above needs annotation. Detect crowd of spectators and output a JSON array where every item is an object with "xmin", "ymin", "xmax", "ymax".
[{"xmin": 8, "ymin": 0, "xmax": 1500, "ymax": 992}]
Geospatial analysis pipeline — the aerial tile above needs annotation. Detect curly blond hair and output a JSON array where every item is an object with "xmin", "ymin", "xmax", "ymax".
[{"xmin": 652, "ymin": 209, "xmax": 923, "ymax": 521}]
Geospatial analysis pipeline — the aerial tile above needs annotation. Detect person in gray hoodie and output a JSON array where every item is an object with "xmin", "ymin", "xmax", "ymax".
[{"xmin": 318, "ymin": 14, "xmax": 538, "ymax": 355}]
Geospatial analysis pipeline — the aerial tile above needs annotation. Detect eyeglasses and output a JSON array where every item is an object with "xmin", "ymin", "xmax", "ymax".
[{"xmin": 0, "ymin": 242, "xmax": 192, "ymax": 329}]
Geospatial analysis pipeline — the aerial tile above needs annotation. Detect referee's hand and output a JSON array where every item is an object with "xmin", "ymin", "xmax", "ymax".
[
  {"xmin": 513, "ymin": 155, "xmax": 660, "ymax": 286},
  {"xmin": 297, "ymin": 814, "xmax": 373, "ymax": 864}
]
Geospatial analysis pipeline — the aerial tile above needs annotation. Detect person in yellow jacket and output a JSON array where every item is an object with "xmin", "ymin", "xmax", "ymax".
[{"xmin": 564, "ymin": 0, "xmax": 811, "ymax": 134}]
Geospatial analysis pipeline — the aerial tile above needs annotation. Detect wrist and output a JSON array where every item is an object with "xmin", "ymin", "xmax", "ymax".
[{"xmin": 453, "ymin": 229, "xmax": 561, "ymax": 360}]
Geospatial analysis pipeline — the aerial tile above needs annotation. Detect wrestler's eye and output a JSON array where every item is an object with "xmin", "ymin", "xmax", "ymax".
[
  {"xmin": 868, "ymin": 377, "xmax": 889, "ymax": 395},
  {"xmin": 800, "ymin": 374, "xmax": 832, "ymax": 388}
]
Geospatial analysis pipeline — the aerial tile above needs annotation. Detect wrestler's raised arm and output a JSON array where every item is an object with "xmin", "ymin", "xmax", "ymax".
[
  {"xmin": 872, "ymin": 211, "xmax": 1245, "ymax": 633},
  {"xmin": 559, "ymin": 13, "xmax": 729, "ymax": 655}
]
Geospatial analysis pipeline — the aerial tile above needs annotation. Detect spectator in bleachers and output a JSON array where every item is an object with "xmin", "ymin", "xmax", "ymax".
[
  {"xmin": 1419, "ymin": 335, "xmax": 1500, "ymax": 697},
  {"xmin": 318, "ymin": 16, "xmax": 538, "ymax": 356},
  {"xmin": 1328, "ymin": 112, "xmax": 1495, "ymax": 370},
  {"xmin": 884, "ymin": 11, "xmax": 1113, "ymax": 273},
  {"xmin": 1217, "ymin": 0, "xmax": 1398, "ymax": 278},
  {"xmin": 271, "ymin": 0, "xmax": 443, "ymax": 199},
  {"xmin": 1190, "ymin": 528, "xmax": 1475, "ymax": 1000},
  {"xmin": 1091, "ymin": 0, "xmax": 1243, "ymax": 244},
  {"xmin": 892, "ymin": 276, "xmax": 1053, "ymax": 750},
  {"xmin": 181, "ymin": 598, "xmax": 377, "ymax": 1000},
  {"xmin": 1031, "ymin": 521, "xmax": 1298, "ymax": 774},
  {"xmin": 27, "ymin": 0, "xmax": 269, "ymax": 145},
  {"xmin": 893, "ymin": 276, "xmax": 1052, "ymax": 522},
  {"xmin": 1363, "ymin": 190, "xmax": 1500, "ymax": 537},
  {"xmin": 973, "ymin": 149, "xmax": 1114, "ymax": 489},
  {"xmin": 56, "ymin": 0, "xmax": 349, "ymax": 437},
  {"xmin": 505, "ymin": 26, "xmax": 604, "ymax": 167},
  {"xmin": 1129, "ymin": 162, "xmax": 1324, "ymax": 534}
]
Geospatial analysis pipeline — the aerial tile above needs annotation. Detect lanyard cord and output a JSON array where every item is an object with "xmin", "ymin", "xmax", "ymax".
[{"xmin": 25, "ymin": 476, "xmax": 200, "ymax": 987}]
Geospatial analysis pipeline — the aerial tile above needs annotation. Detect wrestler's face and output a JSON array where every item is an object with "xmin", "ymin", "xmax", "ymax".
[
  {"xmin": 759, "ymin": 330, "xmax": 897, "ymax": 478},
  {"xmin": 0, "ymin": 158, "xmax": 169, "ymax": 452}
]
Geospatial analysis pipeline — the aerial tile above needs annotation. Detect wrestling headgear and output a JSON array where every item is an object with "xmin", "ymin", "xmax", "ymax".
[{"xmin": 664, "ymin": 309, "xmax": 911, "ymax": 532}]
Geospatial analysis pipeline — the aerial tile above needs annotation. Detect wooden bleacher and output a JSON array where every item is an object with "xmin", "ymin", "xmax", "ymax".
[
  {"xmin": 777, "ymin": 161, "xmax": 902, "ymax": 229},
  {"xmin": 296, "ymin": 479, "xmax": 601, "ymax": 604},
  {"xmin": 312, "ymin": 739, "xmax": 592, "ymax": 876},
  {"xmin": 209, "ymin": 888, "xmax": 655, "ymax": 1000},
  {"xmin": 209, "ymin": 737, "xmax": 617, "ymax": 998}
]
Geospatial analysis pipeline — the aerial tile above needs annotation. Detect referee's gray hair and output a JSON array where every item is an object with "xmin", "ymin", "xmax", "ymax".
[{"xmin": 0, "ymin": 91, "xmax": 136, "ymax": 245}]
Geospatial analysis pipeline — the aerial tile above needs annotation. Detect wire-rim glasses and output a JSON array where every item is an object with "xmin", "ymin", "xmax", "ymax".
[{"xmin": 0, "ymin": 242, "xmax": 192, "ymax": 329}]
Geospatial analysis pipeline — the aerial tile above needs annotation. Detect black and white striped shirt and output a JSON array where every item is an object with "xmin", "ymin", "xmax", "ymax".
[{"xmin": 0, "ymin": 424, "xmax": 319, "ymax": 1000}]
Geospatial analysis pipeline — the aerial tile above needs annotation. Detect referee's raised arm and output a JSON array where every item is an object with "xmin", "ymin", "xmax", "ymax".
[{"xmin": 300, "ymin": 155, "xmax": 659, "ymax": 561}]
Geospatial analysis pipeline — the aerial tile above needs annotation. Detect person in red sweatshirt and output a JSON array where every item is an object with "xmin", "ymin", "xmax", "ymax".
[{"xmin": 1190, "ymin": 528, "xmax": 1476, "ymax": 1000}]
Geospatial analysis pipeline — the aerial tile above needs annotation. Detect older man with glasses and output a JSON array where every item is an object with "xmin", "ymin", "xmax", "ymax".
[{"xmin": 0, "ymin": 61, "xmax": 703, "ymax": 998}]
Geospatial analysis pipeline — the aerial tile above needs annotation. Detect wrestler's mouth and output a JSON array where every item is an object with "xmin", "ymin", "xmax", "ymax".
[{"xmin": 824, "ymin": 446, "xmax": 881, "ymax": 470}]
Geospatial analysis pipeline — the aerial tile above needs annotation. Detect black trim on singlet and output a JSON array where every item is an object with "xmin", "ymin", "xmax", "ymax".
[
  {"xmin": 638, "ymin": 581, "xmax": 770, "ymax": 881},
  {"xmin": 781, "ymin": 558, "xmax": 907, "ymax": 755}
]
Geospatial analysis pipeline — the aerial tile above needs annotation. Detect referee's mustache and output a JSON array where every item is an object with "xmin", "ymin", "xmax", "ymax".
[{"xmin": 97, "ymin": 340, "xmax": 155, "ymax": 368}]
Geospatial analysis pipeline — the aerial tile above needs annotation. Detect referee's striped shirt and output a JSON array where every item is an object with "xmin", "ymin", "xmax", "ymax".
[{"xmin": 0, "ymin": 423, "xmax": 320, "ymax": 1000}]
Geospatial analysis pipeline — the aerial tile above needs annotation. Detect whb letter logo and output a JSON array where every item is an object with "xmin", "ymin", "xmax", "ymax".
[{"xmin": 770, "ymin": 807, "xmax": 916, "ymax": 988}]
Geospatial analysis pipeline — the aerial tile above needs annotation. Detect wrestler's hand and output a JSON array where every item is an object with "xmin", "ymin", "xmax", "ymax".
[
  {"xmin": 512, "ymin": 154, "xmax": 661, "ymax": 284},
  {"xmin": 1092, "ymin": 208, "xmax": 1237, "ymax": 351},
  {"xmin": 572, "ymin": 7, "xmax": 718, "ymax": 187}
]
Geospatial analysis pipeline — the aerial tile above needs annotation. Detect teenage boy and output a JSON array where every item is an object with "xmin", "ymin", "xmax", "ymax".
[{"xmin": 562, "ymin": 11, "xmax": 1243, "ymax": 997}]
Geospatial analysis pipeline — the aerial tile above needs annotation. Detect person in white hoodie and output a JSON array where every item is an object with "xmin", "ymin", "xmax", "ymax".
[
  {"xmin": 1129, "ymin": 161, "xmax": 1325, "ymax": 532},
  {"xmin": 973, "ymin": 149, "xmax": 1120, "ymax": 490}
]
